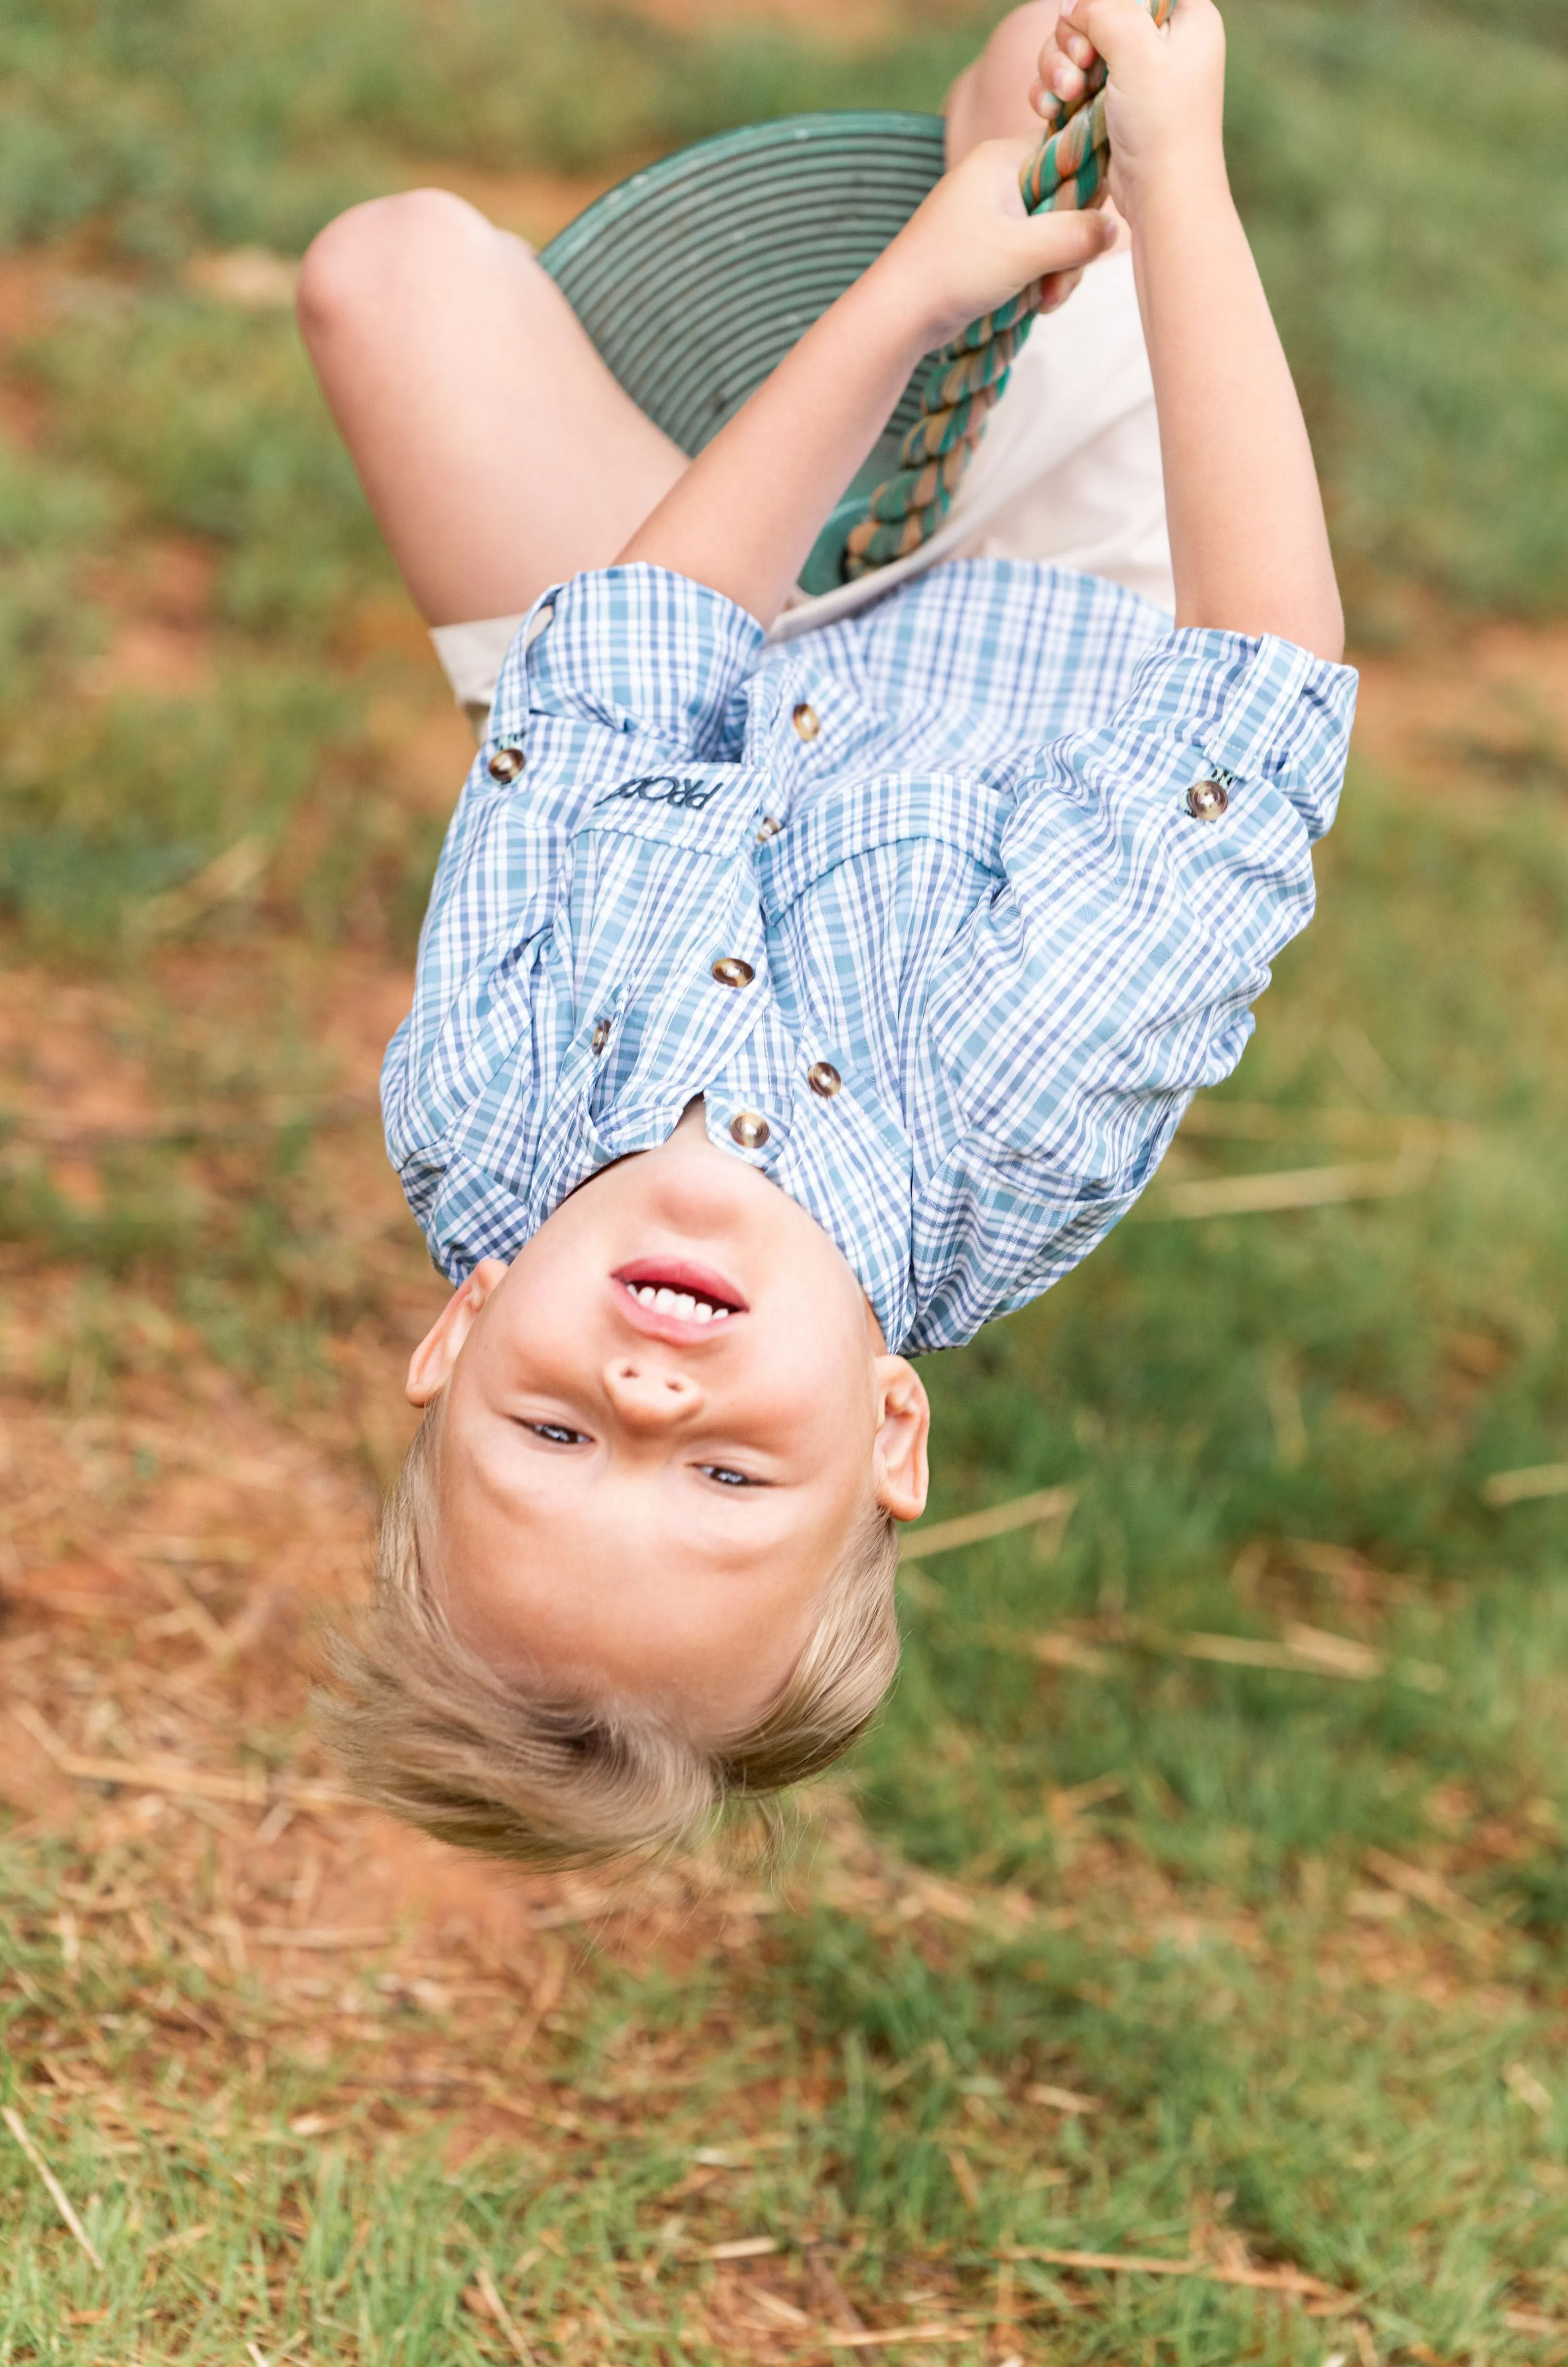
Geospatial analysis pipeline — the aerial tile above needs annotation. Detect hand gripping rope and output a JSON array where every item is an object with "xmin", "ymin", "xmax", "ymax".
[{"xmin": 841, "ymin": 0, "xmax": 1174, "ymax": 581}]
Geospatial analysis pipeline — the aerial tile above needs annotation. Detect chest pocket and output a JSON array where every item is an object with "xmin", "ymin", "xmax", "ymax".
[{"xmin": 755, "ymin": 775, "xmax": 1010, "ymax": 923}]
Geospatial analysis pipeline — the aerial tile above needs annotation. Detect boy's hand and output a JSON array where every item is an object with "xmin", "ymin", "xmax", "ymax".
[
  {"xmin": 1030, "ymin": 0, "xmax": 1227, "ymax": 224},
  {"xmin": 870, "ymin": 136, "xmax": 1116, "ymax": 353}
]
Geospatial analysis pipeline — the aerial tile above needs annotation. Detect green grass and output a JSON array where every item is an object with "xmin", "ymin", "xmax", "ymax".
[
  {"xmin": 2, "ymin": 0, "xmax": 1566, "ymax": 943},
  {"xmin": 3, "ymin": 0, "xmax": 1567, "ymax": 624},
  {"xmin": 1227, "ymin": 3, "xmax": 1568, "ymax": 622},
  {"xmin": 8, "ymin": 775, "xmax": 1568, "ymax": 2356},
  {"xmin": 877, "ymin": 777, "xmax": 1568, "ymax": 1878},
  {"xmin": 4, "ymin": 0, "xmax": 1568, "ymax": 2357}
]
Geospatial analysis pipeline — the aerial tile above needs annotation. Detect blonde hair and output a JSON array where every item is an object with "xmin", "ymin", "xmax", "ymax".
[{"xmin": 316, "ymin": 1402, "xmax": 900, "ymax": 1867}]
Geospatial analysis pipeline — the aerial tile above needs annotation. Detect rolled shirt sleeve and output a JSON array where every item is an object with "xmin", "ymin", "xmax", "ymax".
[
  {"xmin": 924, "ymin": 628, "xmax": 1356, "ymax": 1265},
  {"xmin": 382, "ymin": 568, "xmax": 766, "ymax": 1273},
  {"xmin": 487, "ymin": 564, "xmax": 765, "ymax": 765}
]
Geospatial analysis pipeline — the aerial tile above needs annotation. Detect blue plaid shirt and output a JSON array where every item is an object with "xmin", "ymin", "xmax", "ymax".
[{"xmin": 384, "ymin": 561, "xmax": 1355, "ymax": 1354}]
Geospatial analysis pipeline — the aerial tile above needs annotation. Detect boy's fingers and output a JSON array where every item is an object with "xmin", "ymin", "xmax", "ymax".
[
  {"xmin": 1041, "ymin": 53, "xmax": 1086, "ymax": 106},
  {"xmin": 1034, "ymin": 265, "xmax": 1086, "ymax": 315},
  {"xmin": 1058, "ymin": 20, "xmax": 1097, "ymax": 69},
  {"xmin": 1031, "ymin": 16, "xmax": 1098, "ymax": 121}
]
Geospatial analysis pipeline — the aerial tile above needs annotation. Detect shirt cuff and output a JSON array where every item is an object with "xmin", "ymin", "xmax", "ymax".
[
  {"xmin": 488, "ymin": 564, "xmax": 766, "ymax": 759},
  {"xmin": 1118, "ymin": 628, "xmax": 1358, "ymax": 842}
]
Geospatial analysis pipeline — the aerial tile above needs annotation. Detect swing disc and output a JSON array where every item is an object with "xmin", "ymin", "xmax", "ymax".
[{"xmin": 538, "ymin": 112, "xmax": 948, "ymax": 594}]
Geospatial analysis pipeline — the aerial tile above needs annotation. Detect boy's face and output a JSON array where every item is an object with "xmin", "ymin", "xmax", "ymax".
[{"xmin": 407, "ymin": 1107, "xmax": 930, "ymax": 1738}]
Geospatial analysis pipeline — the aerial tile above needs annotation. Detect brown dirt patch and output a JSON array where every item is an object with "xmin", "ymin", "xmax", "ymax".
[
  {"xmin": 1352, "ymin": 616, "xmax": 1568, "ymax": 795},
  {"xmin": 0, "ymin": 251, "xmax": 65, "ymax": 447},
  {"xmin": 390, "ymin": 162, "xmax": 643, "ymax": 249}
]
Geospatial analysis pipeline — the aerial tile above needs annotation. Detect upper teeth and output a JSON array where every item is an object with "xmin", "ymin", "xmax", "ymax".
[{"xmin": 632, "ymin": 1285, "xmax": 729, "ymax": 1321}]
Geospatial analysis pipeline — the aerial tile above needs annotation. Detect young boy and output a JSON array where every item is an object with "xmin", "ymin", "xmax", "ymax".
[{"xmin": 298, "ymin": 0, "xmax": 1353, "ymax": 1865}]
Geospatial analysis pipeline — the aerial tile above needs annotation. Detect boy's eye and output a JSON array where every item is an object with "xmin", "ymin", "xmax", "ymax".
[
  {"xmin": 700, "ymin": 1464, "xmax": 760, "ymax": 1488},
  {"xmin": 528, "ymin": 1421, "xmax": 590, "ymax": 1446}
]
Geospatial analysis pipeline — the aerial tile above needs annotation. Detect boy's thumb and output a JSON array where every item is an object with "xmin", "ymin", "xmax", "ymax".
[
  {"xmin": 1062, "ymin": 0, "xmax": 1161, "ymax": 67},
  {"xmin": 1023, "ymin": 206, "xmax": 1116, "ymax": 273}
]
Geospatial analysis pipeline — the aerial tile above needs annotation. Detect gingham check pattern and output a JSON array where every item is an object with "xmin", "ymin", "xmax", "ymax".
[{"xmin": 384, "ymin": 561, "xmax": 1356, "ymax": 1354}]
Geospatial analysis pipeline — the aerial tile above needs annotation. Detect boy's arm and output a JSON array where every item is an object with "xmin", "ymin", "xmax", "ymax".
[
  {"xmin": 616, "ymin": 142, "xmax": 1114, "ymax": 627},
  {"xmin": 1053, "ymin": 0, "xmax": 1343, "ymax": 660}
]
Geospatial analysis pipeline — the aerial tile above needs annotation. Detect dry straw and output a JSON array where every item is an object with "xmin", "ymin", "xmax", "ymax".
[{"xmin": 2, "ymin": 2105, "xmax": 104, "ymax": 2270}]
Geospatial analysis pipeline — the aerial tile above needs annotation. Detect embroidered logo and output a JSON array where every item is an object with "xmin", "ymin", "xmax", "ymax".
[{"xmin": 596, "ymin": 773, "xmax": 717, "ymax": 812}]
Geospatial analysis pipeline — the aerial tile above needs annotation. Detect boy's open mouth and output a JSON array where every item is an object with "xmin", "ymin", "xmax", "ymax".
[{"xmin": 611, "ymin": 1259, "xmax": 748, "ymax": 1326}]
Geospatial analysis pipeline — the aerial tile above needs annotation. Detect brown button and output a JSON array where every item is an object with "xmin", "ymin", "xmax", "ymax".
[
  {"xmin": 756, "ymin": 816, "xmax": 782, "ymax": 842},
  {"xmin": 807, "ymin": 1061, "xmax": 842, "ymax": 1099},
  {"xmin": 488, "ymin": 746, "xmax": 525, "ymax": 784},
  {"xmin": 711, "ymin": 957, "xmax": 755, "ymax": 989},
  {"xmin": 729, "ymin": 1111, "xmax": 770, "ymax": 1150},
  {"xmin": 792, "ymin": 702, "xmax": 820, "ymax": 742},
  {"xmin": 591, "ymin": 1019, "xmax": 611, "ymax": 1056},
  {"xmin": 1186, "ymin": 777, "xmax": 1229, "ymax": 821}
]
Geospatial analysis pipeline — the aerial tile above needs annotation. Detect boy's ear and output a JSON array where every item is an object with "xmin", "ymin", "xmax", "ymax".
[
  {"xmin": 406, "ymin": 1258, "xmax": 510, "ymax": 1405},
  {"xmin": 871, "ymin": 1355, "xmax": 931, "ymax": 1524}
]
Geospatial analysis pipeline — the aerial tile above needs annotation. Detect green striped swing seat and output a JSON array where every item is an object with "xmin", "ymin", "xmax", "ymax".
[{"xmin": 536, "ymin": 1, "xmax": 1161, "ymax": 595}]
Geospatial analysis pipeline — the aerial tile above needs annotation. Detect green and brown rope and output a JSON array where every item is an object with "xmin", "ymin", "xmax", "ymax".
[{"xmin": 842, "ymin": 0, "xmax": 1174, "ymax": 580}]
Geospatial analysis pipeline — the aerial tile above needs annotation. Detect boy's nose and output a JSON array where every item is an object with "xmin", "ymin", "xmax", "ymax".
[{"xmin": 602, "ymin": 1358, "xmax": 702, "ymax": 1431}]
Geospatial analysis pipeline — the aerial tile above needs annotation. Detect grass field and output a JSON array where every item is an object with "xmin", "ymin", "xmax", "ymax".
[{"xmin": 3, "ymin": 0, "xmax": 1568, "ymax": 2360}]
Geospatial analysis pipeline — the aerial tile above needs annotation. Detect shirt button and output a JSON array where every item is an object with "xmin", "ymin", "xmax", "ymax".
[
  {"xmin": 756, "ymin": 816, "xmax": 782, "ymax": 842},
  {"xmin": 792, "ymin": 702, "xmax": 820, "ymax": 742},
  {"xmin": 488, "ymin": 746, "xmax": 525, "ymax": 783},
  {"xmin": 1186, "ymin": 777, "xmax": 1230, "ymax": 820},
  {"xmin": 591, "ymin": 1019, "xmax": 611, "ymax": 1055},
  {"xmin": 729, "ymin": 1111, "xmax": 770, "ymax": 1150},
  {"xmin": 711, "ymin": 957, "xmax": 755, "ymax": 989},
  {"xmin": 807, "ymin": 1061, "xmax": 842, "ymax": 1099}
]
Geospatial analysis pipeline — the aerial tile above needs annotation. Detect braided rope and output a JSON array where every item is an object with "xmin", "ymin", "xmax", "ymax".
[{"xmin": 841, "ymin": 0, "xmax": 1173, "ymax": 580}]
